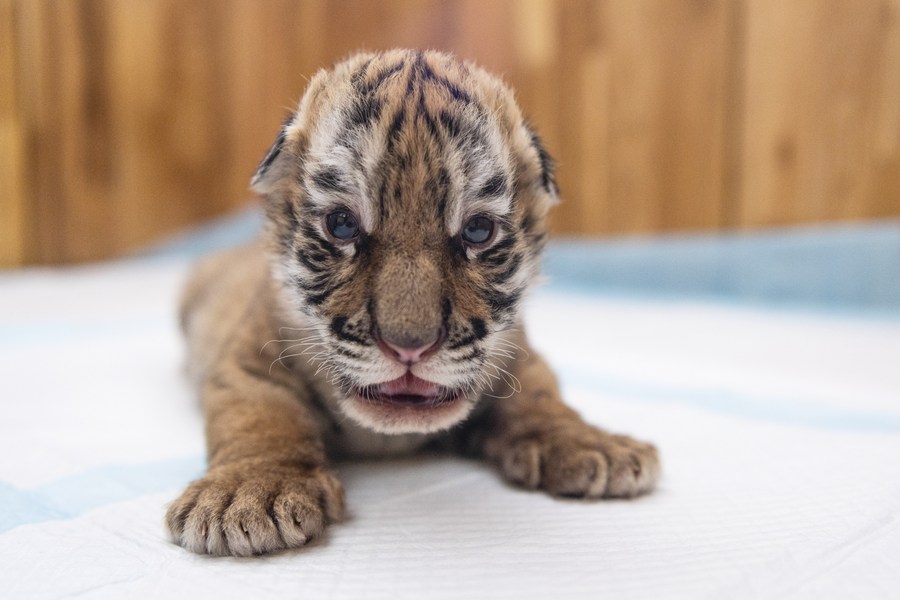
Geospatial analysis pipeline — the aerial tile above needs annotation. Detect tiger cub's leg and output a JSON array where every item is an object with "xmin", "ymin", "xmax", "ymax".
[
  {"xmin": 475, "ymin": 349, "xmax": 660, "ymax": 498},
  {"xmin": 165, "ymin": 278, "xmax": 344, "ymax": 557},
  {"xmin": 165, "ymin": 376, "xmax": 344, "ymax": 556}
]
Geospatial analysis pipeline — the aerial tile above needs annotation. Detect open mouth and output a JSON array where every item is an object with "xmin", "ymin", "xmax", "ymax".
[
  {"xmin": 345, "ymin": 372, "xmax": 474, "ymax": 434},
  {"xmin": 356, "ymin": 372, "xmax": 462, "ymax": 409}
]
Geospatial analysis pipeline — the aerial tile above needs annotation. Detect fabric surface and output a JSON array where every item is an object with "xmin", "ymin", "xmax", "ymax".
[{"xmin": 2, "ymin": 216, "xmax": 899, "ymax": 599}]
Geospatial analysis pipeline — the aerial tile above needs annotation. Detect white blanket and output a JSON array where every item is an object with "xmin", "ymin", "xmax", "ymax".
[{"xmin": 2, "ymin": 227, "xmax": 899, "ymax": 599}]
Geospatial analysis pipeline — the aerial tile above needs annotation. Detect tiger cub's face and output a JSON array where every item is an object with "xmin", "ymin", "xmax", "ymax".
[{"xmin": 253, "ymin": 50, "xmax": 557, "ymax": 435}]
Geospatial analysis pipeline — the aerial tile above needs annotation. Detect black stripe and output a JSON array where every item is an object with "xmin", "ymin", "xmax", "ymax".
[
  {"xmin": 483, "ymin": 250, "xmax": 510, "ymax": 268},
  {"xmin": 366, "ymin": 297, "xmax": 377, "ymax": 325},
  {"xmin": 253, "ymin": 112, "xmax": 296, "ymax": 183},
  {"xmin": 291, "ymin": 275, "xmax": 330, "ymax": 296},
  {"xmin": 292, "ymin": 273, "xmax": 329, "ymax": 293},
  {"xmin": 406, "ymin": 63, "xmax": 417, "ymax": 96},
  {"xmin": 282, "ymin": 200, "xmax": 300, "ymax": 229},
  {"xmin": 305, "ymin": 290, "xmax": 331, "ymax": 306},
  {"xmin": 439, "ymin": 110, "xmax": 462, "ymax": 139},
  {"xmin": 433, "ymin": 166, "xmax": 450, "ymax": 220},
  {"xmin": 446, "ymin": 317, "xmax": 489, "ymax": 351},
  {"xmin": 452, "ymin": 348, "xmax": 482, "ymax": 362},
  {"xmin": 350, "ymin": 58, "xmax": 374, "ymax": 91},
  {"xmin": 487, "ymin": 288, "xmax": 524, "ymax": 319},
  {"xmin": 297, "ymin": 222, "xmax": 341, "ymax": 259},
  {"xmin": 447, "ymin": 235, "xmax": 467, "ymax": 261},
  {"xmin": 254, "ymin": 129, "xmax": 285, "ymax": 181},
  {"xmin": 519, "ymin": 212, "xmax": 535, "ymax": 233},
  {"xmin": 418, "ymin": 92, "xmax": 441, "ymax": 141},
  {"xmin": 335, "ymin": 346, "xmax": 362, "ymax": 359},
  {"xmin": 415, "ymin": 53, "xmax": 472, "ymax": 104},
  {"xmin": 310, "ymin": 168, "xmax": 348, "ymax": 193},
  {"xmin": 527, "ymin": 125, "xmax": 557, "ymax": 194},
  {"xmin": 346, "ymin": 94, "xmax": 384, "ymax": 128},
  {"xmin": 442, "ymin": 297, "xmax": 452, "ymax": 320},
  {"xmin": 479, "ymin": 234, "xmax": 516, "ymax": 262},
  {"xmin": 308, "ymin": 236, "xmax": 340, "ymax": 259},
  {"xmin": 386, "ymin": 106, "xmax": 406, "ymax": 152},
  {"xmin": 356, "ymin": 232, "xmax": 374, "ymax": 258},
  {"xmin": 330, "ymin": 316, "xmax": 370, "ymax": 345},
  {"xmin": 377, "ymin": 177, "xmax": 389, "ymax": 219},
  {"xmin": 391, "ymin": 178, "xmax": 403, "ymax": 213},
  {"xmin": 479, "ymin": 174, "xmax": 507, "ymax": 197},
  {"xmin": 470, "ymin": 318, "xmax": 488, "ymax": 340},
  {"xmin": 436, "ymin": 77, "xmax": 471, "ymax": 103},
  {"xmin": 368, "ymin": 61, "xmax": 406, "ymax": 92},
  {"xmin": 447, "ymin": 335, "xmax": 477, "ymax": 351},
  {"xmin": 297, "ymin": 247, "xmax": 328, "ymax": 274},
  {"xmin": 489, "ymin": 254, "xmax": 522, "ymax": 285},
  {"xmin": 299, "ymin": 221, "xmax": 327, "ymax": 244},
  {"xmin": 275, "ymin": 201, "xmax": 299, "ymax": 251}
]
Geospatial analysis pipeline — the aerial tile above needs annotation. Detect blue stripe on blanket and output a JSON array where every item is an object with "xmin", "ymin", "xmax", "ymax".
[
  {"xmin": 139, "ymin": 208, "xmax": 900, "ymax": 313},
  {"xmin": 542, "ymin": 221, "xmax": 900, "ymax": 313},
  {"xmin": 559, "ymin": 366, "xmax": 900, "ymax": 434},
  {"xmin": 0, "ymin": 457, "xmax": 205, "ymax": 534}
]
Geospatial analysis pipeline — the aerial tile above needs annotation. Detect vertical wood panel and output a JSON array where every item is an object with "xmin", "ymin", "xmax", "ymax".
[
  {"xmin": 15, "ymin": 1, "xmax": 61, "ymax": 263},
  {"xmin": 0, "ymin": 0, "xmax": 25, "ymax": 266},
  {"xmin": 553, "ymin": 0, "xmax": 603, "ymax": 235}
]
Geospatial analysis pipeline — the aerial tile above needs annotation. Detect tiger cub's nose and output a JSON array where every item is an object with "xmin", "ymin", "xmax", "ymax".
[{"xmin": 375, "ymin": 327, "xmax": 445, "ymax": 365}]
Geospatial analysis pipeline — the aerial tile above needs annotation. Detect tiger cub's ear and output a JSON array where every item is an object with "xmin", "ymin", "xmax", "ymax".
[
  {"xmin": 250, "ymin": 112, "xmax": 298, "ymax": 194},
  {"xmin": 523, "ymin": 122, "xmax": 559, "ymax": 204}
]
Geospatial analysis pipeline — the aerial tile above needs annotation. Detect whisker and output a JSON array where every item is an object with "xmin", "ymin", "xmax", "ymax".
[
  {"xmin": 261, "ymin": 334, "xmax": 323, "ymax": 354},
  {"xmin": 278, "ymin": 325, "xmax": 322, "ymax": 334}
]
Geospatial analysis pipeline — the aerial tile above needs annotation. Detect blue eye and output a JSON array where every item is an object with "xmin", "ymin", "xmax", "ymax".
[
  {"xmin": 462, "ymin": 215, "xmax": 494, "ymax": 245},
  {"xmin": 325, "ymin": 210, "xmax": 360, "ymax": 241}
]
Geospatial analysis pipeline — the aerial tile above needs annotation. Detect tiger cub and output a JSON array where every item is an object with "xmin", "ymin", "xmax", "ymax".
[{"xmin": 165, "ymin": 49, "xmax": 659, "ymax": 556}]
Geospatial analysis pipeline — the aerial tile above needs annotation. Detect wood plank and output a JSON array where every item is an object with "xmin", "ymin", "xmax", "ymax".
[{"xmin": 0, "ymin": 0, "xmax": 25, "ymax": 266}]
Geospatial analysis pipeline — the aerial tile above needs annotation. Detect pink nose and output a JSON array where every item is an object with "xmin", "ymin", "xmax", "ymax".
[
  {"xmin": 383, "ymin": 341, "xmax": 434, "ymax": 364},
  {"xmin": 375, "ymin": 328, "xmax": 445, "ymax": 365}
]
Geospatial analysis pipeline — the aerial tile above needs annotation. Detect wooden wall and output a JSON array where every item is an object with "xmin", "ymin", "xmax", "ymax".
[{"xmin": 2, "ymin": 0, "xmax": 899, "ymax": 266}]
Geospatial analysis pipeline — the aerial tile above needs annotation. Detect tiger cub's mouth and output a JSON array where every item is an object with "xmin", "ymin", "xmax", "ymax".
[
  {"xmin": 345, "ymin": 370, "xmax": 475, "ymax": 434},
  {"xmin": 356, "ymin": 372, "xmax": 462, "ymax": 409}
]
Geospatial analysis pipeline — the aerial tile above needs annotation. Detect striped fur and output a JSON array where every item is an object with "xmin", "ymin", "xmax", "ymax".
[{"xmin": 253, "ymin": 50, "xmax": 557, "ymax": 433}]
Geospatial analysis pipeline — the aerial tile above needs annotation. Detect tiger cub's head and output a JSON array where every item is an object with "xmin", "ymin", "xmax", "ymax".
[{"xmin": 253, "ymin": 50, "xmax": 557, "ymax": 435}]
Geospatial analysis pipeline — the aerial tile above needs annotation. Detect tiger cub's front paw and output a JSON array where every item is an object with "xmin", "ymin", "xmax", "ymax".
[
  {"xmin": 165, "ymin": 464, "xmax": 345, "ymax": 556},
  {"xmin": 488, "ymin": 424, "xmax": 660, "ymax": 499}
]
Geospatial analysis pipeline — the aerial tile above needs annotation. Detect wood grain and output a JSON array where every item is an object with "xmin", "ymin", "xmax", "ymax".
[
  {"xmin": 2, "ymin": 0, "xmax": 899, "ymax": 266},
  {"xmin": 0, "ymin": 0, "xmax": 25, "ymax": 266}
]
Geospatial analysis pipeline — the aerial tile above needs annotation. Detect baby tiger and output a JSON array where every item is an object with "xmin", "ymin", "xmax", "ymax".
[{"xmin": 165, "ymin": 49, "xmax": 660, "ymax": 556}]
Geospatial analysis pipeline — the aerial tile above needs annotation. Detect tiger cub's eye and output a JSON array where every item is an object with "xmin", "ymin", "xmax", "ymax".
[
  {"xmin": 325, "ymin": 210, "xmax": 359, "ymax": 241},
  {"xmin": 462, "ymin": 215, "xmax": 495, "ymax": 246}
]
